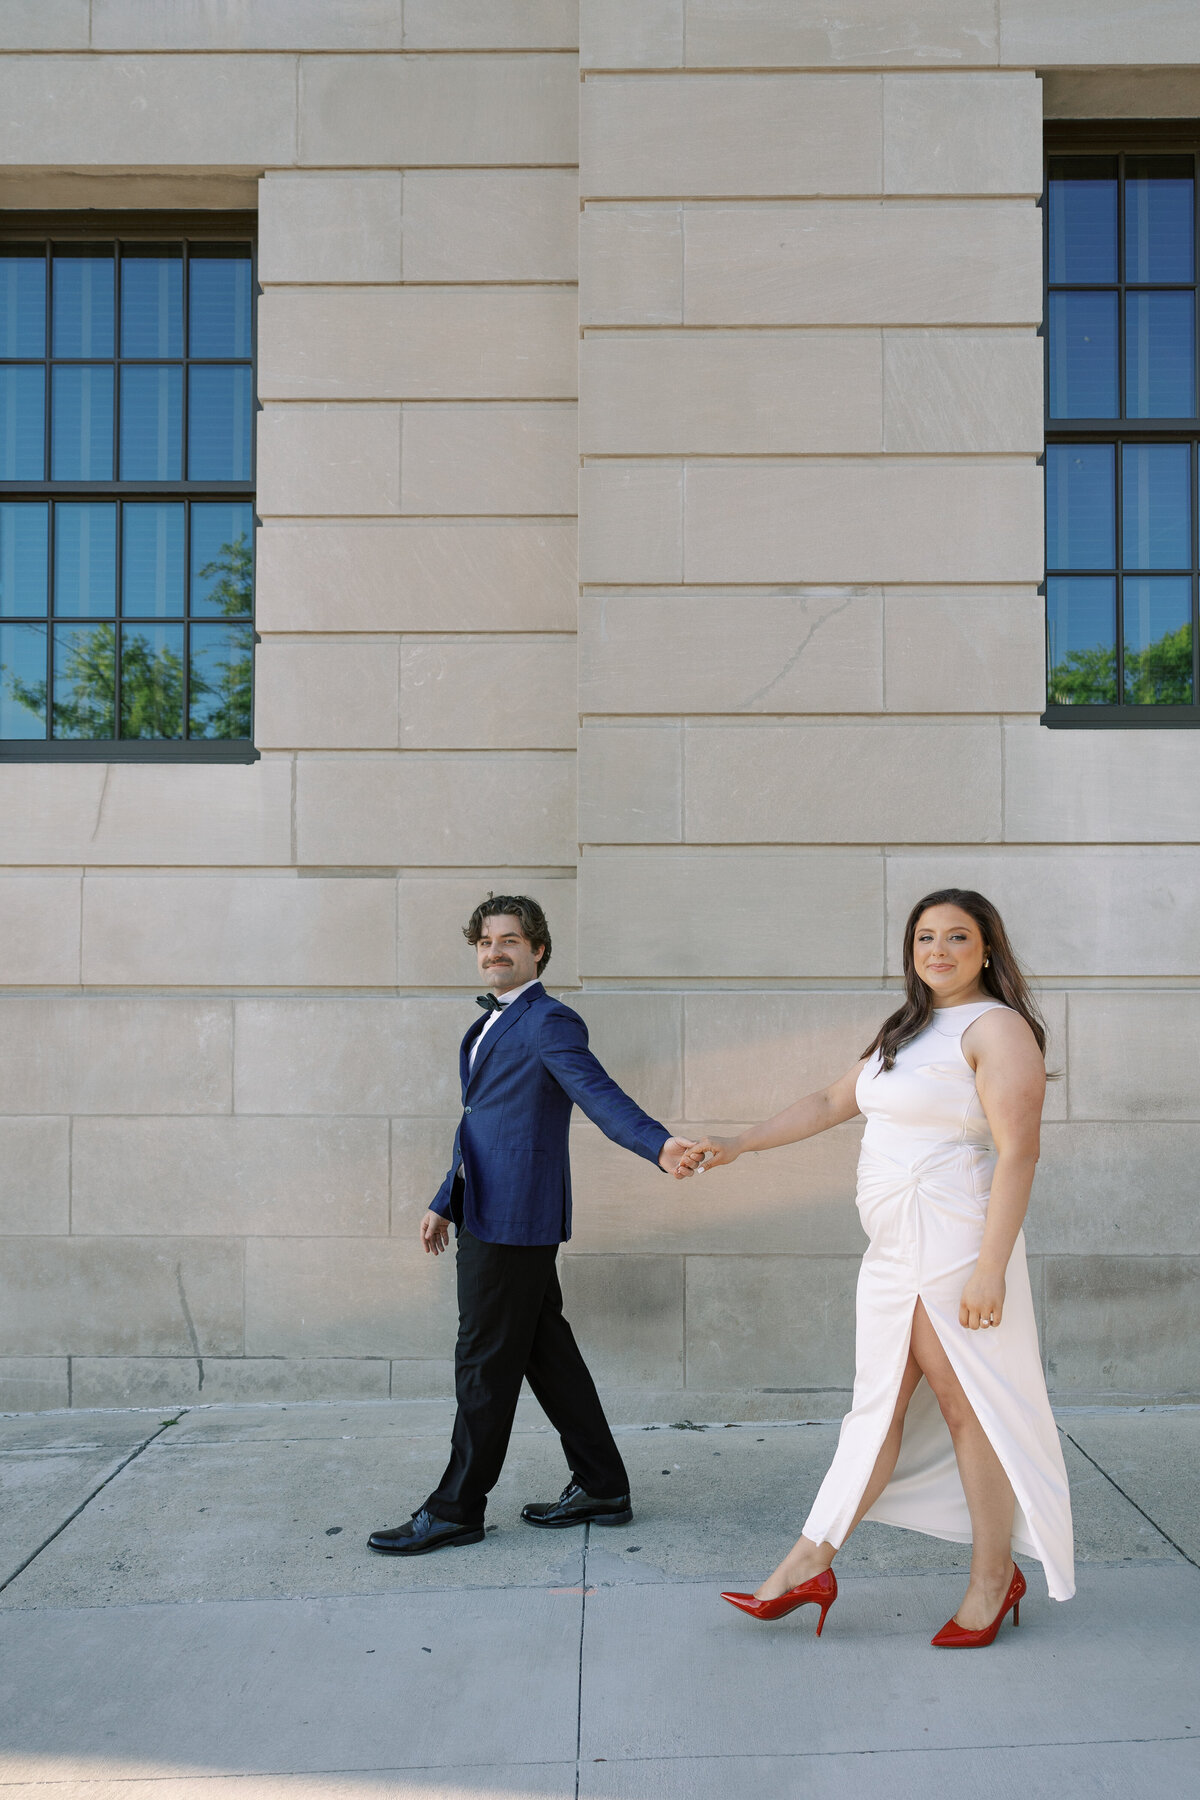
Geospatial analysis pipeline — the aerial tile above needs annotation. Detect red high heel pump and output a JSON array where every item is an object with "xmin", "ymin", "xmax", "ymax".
[
  {"xmin": 931, "ymin": 1563, "xmax": 1026, "ymax": 1648},
  {"xmin": 721, "ymin": 1568, "xmax": 837, "ymax": 1636}
]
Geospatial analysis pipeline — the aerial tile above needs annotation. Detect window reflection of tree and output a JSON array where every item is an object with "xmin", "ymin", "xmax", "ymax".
[
  {"xmin": 1050, "ymin": 622, "xmax": 1194, "ymax": 706},
  {"xmin": 190, "ymin": 533, "xmax": 253, "ymax": 740},
  {"xmin": 0, "ymin": 533, "xmax": 252, "ymax": 741},
  {"xmin": 52, "ymin": 624, "xmax": 117, "ymax": 738},
  {"xmin": 120, "ymin": 630, "xmax": 184, "ymax": 739}
]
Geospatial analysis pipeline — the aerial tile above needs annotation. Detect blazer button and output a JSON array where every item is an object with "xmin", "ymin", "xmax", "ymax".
[{"xmin": 464, "ymin": 1105, "xmax": 472, "ymax": 1113}]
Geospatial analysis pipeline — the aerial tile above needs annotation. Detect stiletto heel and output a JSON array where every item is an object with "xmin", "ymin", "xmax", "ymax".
[
  {"xmin": 721, "ymin": 1568, "xmax": 837, "ymax": 1635},
  {"xmin": 931, "ymin": 1563, "xmax": 1026, "ymax": 1648}
]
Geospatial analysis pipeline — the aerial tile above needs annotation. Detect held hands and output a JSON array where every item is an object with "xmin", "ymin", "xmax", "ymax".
[
  {"xmin": 420, "ymin": 1209, "xmax": 451, "ymax": 1256},
  {"xmin": 659, "ymin": 1136, "xmax": 698, "ymax": 1177},
  {"xmin": 959, "ymin": 1265, "xmax": 1005, "ymax": 1331},
  {"xmin": 676, "ymin": 1136, "xmax": 740, "ymax": 1178}
]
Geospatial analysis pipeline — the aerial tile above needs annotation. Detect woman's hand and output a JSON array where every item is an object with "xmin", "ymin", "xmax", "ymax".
[
  {"xmin": 677, "ymin": 1136, "xmax": 741, "ymax": 1177},
  {"xmin": 959, "ymin": 1265, "xmax": 1006, "ymax": 1331}
]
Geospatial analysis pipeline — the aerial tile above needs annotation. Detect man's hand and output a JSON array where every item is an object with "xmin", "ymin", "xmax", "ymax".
[
  {"xmin": 659, "ymin": 1136, "xmax": 697, "ymax": 1177},
  {"xmin": 679, "ymin": 1136, "xmax": 740, "ymax": 1175},
  {"xmin": 420, "ymin": 1209, "xmax": 451, "ymax": 1256}
]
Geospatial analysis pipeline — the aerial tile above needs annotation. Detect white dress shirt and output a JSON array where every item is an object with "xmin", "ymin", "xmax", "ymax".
[{"xmin": 468, "ymin": 977, "xmax": 539, "ymax": 1073}]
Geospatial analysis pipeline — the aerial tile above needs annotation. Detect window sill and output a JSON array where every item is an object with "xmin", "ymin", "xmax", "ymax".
[
  {"xmin": 0, "ymin": 741, "xmax": 259, "ymax": 762},
  {"xmin": 1041, "ymin": 706, "xmax": 1200, "ymax": 729}
]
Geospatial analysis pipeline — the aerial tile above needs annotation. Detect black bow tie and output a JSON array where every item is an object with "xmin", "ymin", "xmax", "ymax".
[{"xmin": 475, "ymin": 992, "xmax": 504, "ymax": 1013}]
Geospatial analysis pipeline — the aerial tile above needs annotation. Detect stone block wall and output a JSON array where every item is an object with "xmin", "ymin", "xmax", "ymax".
[
  {"xmin": 0, "ymin": 1, "xmax": 1197, "ymax": 1413},
  {"xmin": 569, "ymin": 0, "xmax": 1200, "ymax": 1415},
  {"xmin": 0, "ymin": 1, "xmax": 584, "ymax": 1413}
]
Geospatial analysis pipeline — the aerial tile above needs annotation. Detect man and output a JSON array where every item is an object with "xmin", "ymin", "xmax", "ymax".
[{"xmin": 368, "ymin": 894, "xmax": 694, "ymax": 1556}]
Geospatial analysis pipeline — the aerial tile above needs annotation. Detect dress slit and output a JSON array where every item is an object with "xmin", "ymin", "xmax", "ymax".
[{"xmin": 889, "ymin": 1268, "xmax": 1072, "ymax": 1597}]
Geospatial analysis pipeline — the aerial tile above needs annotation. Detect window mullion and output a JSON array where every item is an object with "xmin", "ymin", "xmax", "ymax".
[
  {"xmin": 1115, "ymin": 151, "xmax": 1125, "ymax": 712},
  {"xmin": 1194, "ymin": 440, "xmax": 1200, "ymax": 707},
  {"xmin": 1195, "ymin": 156, "xmax": 1200, "ymax": 712},
  {"xmin": 112, "ymin": 242, "xmax": 122, "ymax": 745},
  {"xmin": 45, "ymin": 497, "xmax": 54, "ymax": 741},
  {"xmin": 182, "ymin": 240, "xmax": 190, "ymax": 482},
  {"xmin": 183, "ymin": 491, "xmax": 191, "ymax": 741},
  {"xmin": 1117, "ymin": 149, "xmax": 1126, "ymax": 430},
  {"xmin": 113, "ymin": 239, "xmax": 122, "ymax": 486},
  {"xmin": 1114, "ymin": 433, "xmax": 1124, "ymax": 706},
  {"xmin": 113, "ymin": 496, "xmax": 122, "ymax": 744}
]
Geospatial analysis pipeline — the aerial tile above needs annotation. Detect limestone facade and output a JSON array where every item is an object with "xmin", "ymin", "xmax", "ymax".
[{"xmin": 0, "ymin": 1, "xmax": 1196, "ymax": 1414}]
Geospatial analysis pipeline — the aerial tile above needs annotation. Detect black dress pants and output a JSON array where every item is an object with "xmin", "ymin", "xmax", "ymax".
[{"xmin": 424, "ymin": 1226, "xmax": 629, "ymax": 1528}]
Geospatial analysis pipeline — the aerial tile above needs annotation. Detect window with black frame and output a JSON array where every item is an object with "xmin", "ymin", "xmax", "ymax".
[
  {"xmin": 1044, "ymin": 138, "xmax": 1200, "ymax": 727},
  {"xmin": 0, "ymin": 215, "xmax": 257, "ymax": 759}
]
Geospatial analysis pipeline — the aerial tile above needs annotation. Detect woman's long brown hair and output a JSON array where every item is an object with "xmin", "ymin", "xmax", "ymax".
[{"xmin": 861, "ymin": 888, "xmax": 1048, "ymax": 1072}]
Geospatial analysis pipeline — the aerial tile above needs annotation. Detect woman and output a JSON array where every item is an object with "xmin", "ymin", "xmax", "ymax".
[{"xmin": 681, "ymin": 889, "xmax": 1074, "ymax": 1646}]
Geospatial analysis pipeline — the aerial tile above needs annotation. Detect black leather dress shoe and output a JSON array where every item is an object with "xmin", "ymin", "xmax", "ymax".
[
  {"xmin": 367, "ymin": 1508, "xmax": 485, "ymax": 1555},
  {"xmin": 521, "ymin": 1482, "xmax": 633, "ymax": 1529}
]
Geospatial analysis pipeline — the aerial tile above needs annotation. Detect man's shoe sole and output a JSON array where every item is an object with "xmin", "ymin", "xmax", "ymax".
[
  {"xmin": 522, "ymin": 1507, "xmax": 633, "ymax": 1530},
  {"xmin": 368, "ymin": 1527, "xmax": 485, "ymax": 1556}
]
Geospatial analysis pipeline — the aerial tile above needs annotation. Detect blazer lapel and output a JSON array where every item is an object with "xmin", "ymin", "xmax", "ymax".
[
  {"xmin": 459, "ymin": 1015, "xmax": 488, "ymax": 1098},
  {"xmin": 465, "ymin": 982, "xmax": 543, "ymax": 1092}
]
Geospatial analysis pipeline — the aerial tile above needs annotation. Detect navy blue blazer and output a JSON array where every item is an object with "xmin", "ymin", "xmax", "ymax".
[{"xmin": 430, "ymin": 983, "xmax": 669, "ymax": 1246}]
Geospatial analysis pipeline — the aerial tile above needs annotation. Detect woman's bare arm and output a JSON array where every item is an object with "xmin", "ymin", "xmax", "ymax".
[
  {"xmin": 681, "ymin": 1060, "xmax": 866, "ymax": 1173},
  {"xmin": 958, "ymin": 1008, "xmax": 1046, "ymax": 1328}
]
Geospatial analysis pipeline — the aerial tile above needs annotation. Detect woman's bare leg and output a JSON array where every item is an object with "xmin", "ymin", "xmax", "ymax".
[
  {"xmin": 909, "ymin": 1298, "xmax": 1016, "ymax": 1630},
  {"xmin": 754, "ymin": 1350, "xmax": 924, "ymax": 1601}
]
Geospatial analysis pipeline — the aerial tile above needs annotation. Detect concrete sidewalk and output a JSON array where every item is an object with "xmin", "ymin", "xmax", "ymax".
[{"xmin": 0, "ymin": 1400, "xmax": 1196, "ymax": 1798}]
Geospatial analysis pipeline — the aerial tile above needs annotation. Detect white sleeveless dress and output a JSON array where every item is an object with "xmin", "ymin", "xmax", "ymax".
[{"xmin": 801, "ymin": 1000, "xmax": 1075, "ymax": 1601}]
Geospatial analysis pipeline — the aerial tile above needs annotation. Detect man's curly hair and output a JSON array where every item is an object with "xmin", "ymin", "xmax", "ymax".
[{"xmin": 463, "ymin": 893, "xmax": 551, "ymax": 974}]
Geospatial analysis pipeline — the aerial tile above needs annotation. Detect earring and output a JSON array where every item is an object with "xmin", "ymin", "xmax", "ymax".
[{"xmin": 983, "ymin": 957, "xmax": 990, "ymax": 968}]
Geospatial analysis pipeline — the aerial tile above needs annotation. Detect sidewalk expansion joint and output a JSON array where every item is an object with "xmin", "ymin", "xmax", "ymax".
[
  {"xmin": 574, "ymin": 1524, "xmax": 589, "ymax": 1800},
  {"xmin": 1063, "ymin": 1430, "xmax": 1200, "ymax": 1573},
  {"xmin": 0, "ymin": 1412, "xmax": 188, "ymax": 1598},
  {"xmin": 576, "ymin": 1735, "xmax": 1197, "ymax": 1765}
]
